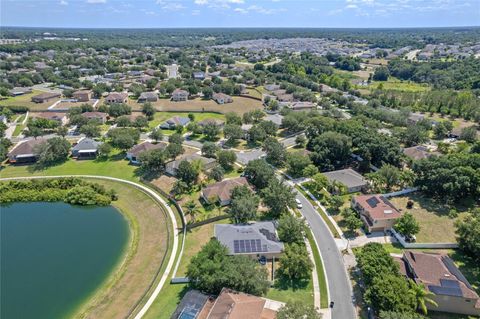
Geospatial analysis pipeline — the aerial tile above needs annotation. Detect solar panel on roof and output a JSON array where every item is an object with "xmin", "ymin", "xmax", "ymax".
[
  {"xmin": 440, "ymin": 279, "xmax": 461, "ymax": 289},
  {"xmin": 429, "ymin": 285, "xmax": 463, "ymax": 297},
  {"xmin": 239, "ymin": 240, "xmax": 245, "ymax": 253},
  {"xmin": 233, "ymin": 240, "xmax": 240, "ymax": 253},
  {"xmin": 366, "ymin": 197, "xmax": 380, "ymax": 208},
  {"xmin": 245, "ymin": 239, "xmax": 251, "ymax": 253}
]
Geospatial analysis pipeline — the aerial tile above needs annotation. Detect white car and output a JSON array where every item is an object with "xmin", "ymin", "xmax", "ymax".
[{"xmin": 295, "ymin": 198, "xmax": 303, "ymax": 209}]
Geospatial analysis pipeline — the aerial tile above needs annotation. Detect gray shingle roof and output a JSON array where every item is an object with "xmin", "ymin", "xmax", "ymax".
[
  {"xmin": 72, "ymin": 138, "xmax": 102, "ymax": 152},
  {"xmin": 214, "ymin": 222, "xmax": 284, "ymax": 255},
  {"xmin": 322, "ymin": 168, "xmax": 367, "ymax": 189}
]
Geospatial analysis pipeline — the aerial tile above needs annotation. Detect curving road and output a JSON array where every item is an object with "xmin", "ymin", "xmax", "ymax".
[
  {"xmin": 0, "ymin": 175, "xmax": 179, "ymax": 319},
  {"xmin": 295, "ymin": 191, "xmax": 356, "ymax": 319}
]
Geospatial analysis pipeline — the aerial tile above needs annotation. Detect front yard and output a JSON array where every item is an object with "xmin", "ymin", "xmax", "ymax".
[{"xmin": 389, "ymin": 194, "xmax": 472, "ymax": 243}]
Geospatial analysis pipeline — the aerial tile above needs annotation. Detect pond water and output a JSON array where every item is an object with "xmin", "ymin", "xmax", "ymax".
[{"xmin": 1, "ymin": 202, "xmax": 129, "ymax": 319}]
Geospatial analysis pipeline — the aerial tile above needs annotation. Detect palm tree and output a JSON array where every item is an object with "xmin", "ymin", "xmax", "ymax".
[
  {"xmin": 409, "ymin": 280, "xmax": 438, "ymax": 315},
  {"xmin": 185, "ymin": 200, "xmax": 200, "ymax": 223}
]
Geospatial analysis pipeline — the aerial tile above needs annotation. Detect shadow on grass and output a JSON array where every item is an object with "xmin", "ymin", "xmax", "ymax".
[
  {"xmin": 449, "ymin": 250, "xmax": 480, "ymax": 294},
  {"xmin": 273, "ymin": 275, "xmax": 309, "ymax": 292}
]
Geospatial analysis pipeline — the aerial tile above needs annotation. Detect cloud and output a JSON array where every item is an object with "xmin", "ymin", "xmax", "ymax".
[
  {"xmin": 86, "ymin": 0, "xmax": 106, "ymax": 3},
  {"xmin": 156, "ymin": 1, "xmax": 186, "ymax": 10},
  {"xmin": 234, "ymin": 7, "xmax": 248, "ymax": 13},
  {"xmin": 60, "ymin": 0, "xmax": 68, "ymax": 5}
]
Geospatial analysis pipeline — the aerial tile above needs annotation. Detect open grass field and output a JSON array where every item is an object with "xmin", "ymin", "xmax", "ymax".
[
  {"xmin": 367, "ymin": 77, "xmax": 431, "ymax": 92},
  {"xmin": 76, "ymin": 178, "xmax": 171, "ymax": 319},
  {"xmin": 0, "ymin": 90, "xmax": 61, "ymax": 111},
  {"xmin": 133, "ymin": 96, "xmax": 262, "ymax": 115},
  {"xmin": 389, "ymin": 194, "xmax": 471, "ymax": 243}
]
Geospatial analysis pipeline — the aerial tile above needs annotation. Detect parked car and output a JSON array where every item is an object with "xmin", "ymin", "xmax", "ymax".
[
  {"xmin": 258, "ymin": 256, "xmax": 267, "ymax": 265},
  {"xmin": 295, "ymin": 198, "xmax": 303, "ymax": 209}
]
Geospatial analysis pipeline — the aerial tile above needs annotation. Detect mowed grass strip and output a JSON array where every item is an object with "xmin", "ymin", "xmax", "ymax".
[{"xmin": 306, "ymin": 230, "xmax": 329, "ymax": 308}]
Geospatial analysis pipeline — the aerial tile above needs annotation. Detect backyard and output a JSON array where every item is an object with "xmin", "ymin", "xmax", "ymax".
[{"xmin": 0, "ymin": 90, "xmax": 61, "ymax": 111}]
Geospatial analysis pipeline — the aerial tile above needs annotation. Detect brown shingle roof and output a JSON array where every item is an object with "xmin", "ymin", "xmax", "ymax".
[
  {"xmin": 354, "ymin": 194, "xmax": 402, "ymax": 221},
  {"xmin": 128, "ymin": 141, "xmax": 167, "ymax": 157},
  {"xmin": 202, "ymin": 177, "xmax": 249, "ymax": 203},
  {"xmin": 7, "ymin": 138, "xmax": 47, "ymax": 158},
  {"xmin": 207, "ymin": 288, "xmax": 275, "ymax": 319}
]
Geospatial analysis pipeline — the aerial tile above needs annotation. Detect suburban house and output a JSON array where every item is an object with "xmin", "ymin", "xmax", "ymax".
[
  {"xmin": 165, "ymin": 154, "xmax": 216, "ymax": 176},
  {"xmin": 407, "ymin": 113, "xmax": 425, "ymax": 125},
  {"xmin": 192, "ymin": 71, "xmax": 205, "ymax": 80},
  {"xmin": 32, "ymin": 112, "xmax": 68, "ymax": 126},
  {"xmin": 81, "ymin": 111, "xmax": 108, "ymax": 124},
  {"xmin": 31, "ymin": 92, "xmax": 61, "ymax": 103},
  {"xmin": 0, "ymin": 115, "xmax": 7, "ymax": 124},
  {"xmin": 197, "ymin": 118, "xmax": 225, "ymax": 128},
  {"xmin": 322, "ymin": 168, "xmax": 367, "ymax": 193},
  {"xmin": 7, "ymin": 138, "xmax": 47, "ymax": 164},
  {"xmin": 137, "ymin": 91, "xmax": 158, "ymax": 103},
  {"xmin": 403, "ymin": 145, "xmax": 438, "ymax": 161},
  {"xmin": 171, "ymin": 288, "xmax": 278, "ymax": 319},
  {"xmin": 105, "ymin": 92, "xmax": 128, "ymax": 104},
  {"xmin": 201, "ymin": 177, "xmax": 250, "ymax": 206},
  {"xmin": 9, "ymin": 87, "xmax": 32, "ymax": 96},
  {"xmin": 212, "ymin": 93, "xmax": 233, "ymax": 104},
  {"xmin": 395, "ymin": 251, "xmax": 480, "ymax": 316},
  {"xmin": 287, "ymin": 101, "xmax": 316, "ymax": 111},
  {"xmin": 159, "ymin": 116, "xmax": 190, "ymax": 130},
  {"xmin": 352, "ymin": 194, "xmax": 402, "ymax": 233},
  {"xmin": 126, "ymin": 141, "xmax": 167, "ymax": 164},
  {"xmin": 171, "ymin": 89, "xmax": 189, "ymax": 102},
  {"xmin": 214, "ymin": 221, "xmax": 284, "ymax": 259},
  {"xmin": 264, "ymin": 84, "xmax": 280, "ymax": 91},
  {"xmin": 72, "ymin": 90, "xmax": 92, "ymax": 102},
  {"xmin": 71, "ymin": 138, "xmax": 102, "ymax": 159}
]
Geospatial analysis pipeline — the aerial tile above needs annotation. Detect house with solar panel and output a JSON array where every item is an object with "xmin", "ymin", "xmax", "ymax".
[
  {"xmin": 351, "ymin": 194, "xmax": 402, "ymax": 233},
  {"xmin": 214, "ymin": 222, "xmax": 284, "ymax": 260},
  {"xmin": 395, "ymin": 251, "xmax": 480, "ymax": 316}
]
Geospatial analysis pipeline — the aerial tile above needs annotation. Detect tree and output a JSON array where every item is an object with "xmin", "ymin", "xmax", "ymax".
[
  {"xmin": 261, "ymin": 179, "xmax": 296, "ymax": 217},
  {"xmin": 141, "ymin": 102, "xmax": 156, "ymax": 120},
  {"xmin": 186, "ymin": 239, "xmax": 269, "ymax": 295},
  {"xmin": 201, "ymin": 141, "xmax": 219, "ymax": 158},
  {"xmin": 80, "ymin": 124, "xmax": 101, "ymax": 138},
  {"xmin": 171, "ymin": 180, "xmax": 189, "ymax": 198},
  {"xmin": 379, "ymin": 311, "xmax": 426, "ymax": 319},
  {"xmin": 202, "ymin": 86, "xmax": 213, "ymax": 99},
  {"xmin": 455, "ymin": 209, "xmax": 480, "ymax": 261},
  {"xmin": 34, "ymin": 137, "xmax": 71, "ymax": 167},
  {"xmin": 278, "ymin": 243, "xmax": 313, "ymax": 282},
  {"xmin": 185, "ymin": 200, "xmax": 200, "ymax": 223},
  {"xmin": 25, "ymin": 126, "xmax": 43, "ymax": 139},
  {"xmin": 139, "ymin": 149, "xmax": 167, "ymax": 174},
  {"xmin": 208, "ymin": 165, "xmax": 225, "ymax": 182},
  {"xmin": 149, "ymin": 128, "xmax": 163, "ymax": 142},
  {"xmin": 368, "ymin": 164, "xmax": 401, "ymax": 192},
  {"xmin": 56, "ymin": 126, "xmax": 68, "ymax": 137},
  {"xmin": 107, "ymin": 103, "xmax": 131, "ymax": 117},
  {"xmin": 108, "ymin": 128, "xmax": 139, "ymax": 151},
  {"xmin": 133, "ymin": 116, "xmax": 149, "ymax": 128},
  {"xmin": 309, "ymin": 132, "xmax": 352, "ymax": 171},
  {"xmin": 223, "ymin": 124, "xmax": 243, "ymax": 145},
  {"xmin": 277, "ymin": 301, "xmax": 322, "ymax": 319},
  {"xmin": 228, "ymin": 185, "xmax": 259, "ymax": 223},
  {"xmin": 286, "ymin": 152, "xmax": 312, "ymax": 177},
  {"xmin": 203, "ymin": 122, "xmax": 220, "ymax": 141},
  {"xmin": 306, "ymin": 173, "xmax": 329, "ymax": 195},
  {"xmin": 373, "ymin": 66, "xmax": 390, "ymax": 81},
  {"xmin": 394, "ymin": 213, "xmax": 420, "ymax": 238},
  {"xmin": 177, "ymin": 160, "xmax": 198, "ymax": 186},
  {"xmin": 168, "ymin": 132, "xmax": 184, "ymax": 145},
  {"xmin": 116, "ymin": 115, "xmax": 132, "ymax": 127},
  {"xmin": 409, "ymin": 280, "xmax": 438, "ymax": 315},
  {"xmin": 244, "ymin": 159, "xmax": 275, "ymax": 189},
  {"xmin": 460, "ymin": 126, "xmax": 477, "ymax": 143},
  {"xmin": 165, "ymin": 143, "xmax": 184, "ymax": 159},
  {"xmin": 295, "ymin": 134, "xmax": 307, "ymax": 148},
  {"xmin": 247, "ymin": 125, "xmax": 267, "ymax": 144},
  {"xmin": 225, "ymin": 112, "xmax": 242, "ymax": 125},
  {"xmin": 97, "ymin": 143, "xmax": 112, "ymax": 158},
  {"xmin": 217, "ymin": 150, "xmax": 236, "ymax": 171},
  {"xmin": 364, "ymin": 273, "xmax": 416, "ymax": 313},
  {"xmin": 328, "ymin": 195, "xmax": 343, "ymax": 213},
  {"xmin": 344, "ymin": 212, "xmax": 363, "ymax": 234},
  {"xmin": 263, "ymin": 136, "xmax": 286, "ymax": 167},
  {"xmin": 303, "ymin": 164, "xmax": 319, "ymax": 177},
  {"xmin": 277, "ymin": 213, "xmax": 306, "ymax": 244}
]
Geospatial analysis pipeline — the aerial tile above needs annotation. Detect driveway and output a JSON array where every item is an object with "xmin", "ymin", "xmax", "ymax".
[
  {"xmin": 235, "ymin": 149, "xmax": 265, "ymax": 165},
  {"xmin": 295, "ymin": 190, "xmax": 356, "ymax": 319},
  {"xmin": 279, "ymin": 133, "xmax": 304, "ymax": 148}
]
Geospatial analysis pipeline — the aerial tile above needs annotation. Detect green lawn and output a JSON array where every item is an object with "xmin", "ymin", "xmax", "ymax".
[
  {"xmin": 149, "ymin": 111, "xmax": 225, "ymax": 129},
  {"xmin": 266, "ymin": 277, "xmax": 314, "ymax": 306},
  {"xmin": 306, "ymin": 230, "xmax": 329, "ymax": 308},
  {"xmin": 368, "ymin": 77, "xmax": 430, "ymax": 93},
  {"xmin": 0, "ymin": 151, "xmax": 139, "ymax": 182},
  {"xmin": 0, "ymin": 90, "xmax": 61, "ymax": 110},
  {"xmin": 12, "ymin": 124, "xmax": 25, "ymax": 137}
]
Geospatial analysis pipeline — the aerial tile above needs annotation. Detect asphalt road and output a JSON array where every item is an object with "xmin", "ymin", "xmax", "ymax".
[{"xmin": 296, "ymin": 191, "xmax": 356, "ymax": 319}]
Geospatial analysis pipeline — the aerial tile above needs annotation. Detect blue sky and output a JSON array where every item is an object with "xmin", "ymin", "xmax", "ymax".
[{"xmin": 1, "ymin": 0, "xmax": 478, "ymax": 28}]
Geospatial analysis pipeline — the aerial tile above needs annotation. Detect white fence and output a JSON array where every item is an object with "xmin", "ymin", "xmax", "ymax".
[
  {"xmin": 383, "ymin": 187, "xmax": 418, "ymax": 198},
  {"xmin": 391, "ymin": 229, "xmax": 458, "ymax": 249}
]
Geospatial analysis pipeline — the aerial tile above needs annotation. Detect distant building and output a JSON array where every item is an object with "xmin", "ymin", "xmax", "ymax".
[
  {"xmin": 170, "ymin": 290, "xmax": 209, "ymax": 319},
  {"xmin": 264, "ymin": 84, "xmax": 280, "ymax": 91},
  {"xmin": 403, "ymin": 146, "xmax": 437, "ymax": 161},
  {"xmin": 322, "ymin": 168, "xmax": 367, "ymax": 193},
  {"xmin": 9, "ymin": 87, "xmax": 32, "ymax": 96},
  {"xmin": 81, "ymin": 111, "xmax": 108, "ymax": 124},
  {"xmin": 71, "ymin": 138, "xmax": 102, "ymax": 159},
  {"xmin": 197, "ymin": 118, "xmax": 225, "ymax": 128},
  {"xmin": 165, "ymin": 154, "xmax": 216, "ymax": 176},
  {"xmin": 72, "ymin": 90, "xmax": 92, "ymax": 102},
  {"xmin": 288, "ymin": 101, "xmax": 316, "ymax": 111},
  {"xmin": 201, "ymin": 177, "xmax": 249, "ymax": 206},
  {"xmin": 137, "ymin": 91, "xmax": 158, "ymax": 103},
  {"xmin": 192, "ymin": 71, "xmax": 205, "ymax": 80},
  {"xmin": 171, "ymin": 89, "xmax": 189, "ymax": 102},
  {"xmin": 214, "ymin": 222, "xmax": 284, "ymax": 259},
  {"xmin": 395, "ymin": 251, "xmax": 480, "ymax": 316},
  {"xmin": 352, "ymin": 194, "xmax": 402, "ymax": 233},
  {"xmin": 126, "ymin": 141, "xmax": 167, "ymax": 164},
  {"xmin": 212, "ymin": 93, "xmax": 233, "ymax": 104},
  {"xmin": 105, "ymin": 92, "xmax": 128, "ymax": 104},
  {"xmin": 31, "ymin": 92, "xmax": 61, "ymax": 103},
  {"xmin": 159, "ymin": 116, "xmax": 190, "ymax": 130},
  {"xmin": 32, "ymin": 112, "xmax": 68, "ymax": 126}
]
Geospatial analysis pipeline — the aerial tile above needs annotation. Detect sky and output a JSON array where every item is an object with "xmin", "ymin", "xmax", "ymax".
[{"xmin": 1, "ymin": 0, "xmax": 479, "ymax": 29}]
